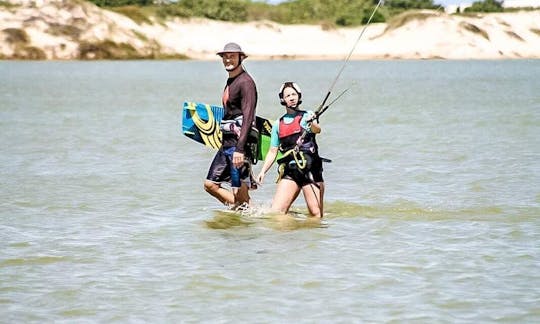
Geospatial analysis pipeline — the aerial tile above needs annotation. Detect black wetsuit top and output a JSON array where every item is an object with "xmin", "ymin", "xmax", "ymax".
[{"xmin": 221, "ymin": 71, "xmax": 257, "ymax": 154}]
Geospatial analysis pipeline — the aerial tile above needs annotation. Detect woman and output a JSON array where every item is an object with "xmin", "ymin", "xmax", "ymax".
[{"xmin": 256, "ymin": 82, "xmax": 325, "ymax": 218}]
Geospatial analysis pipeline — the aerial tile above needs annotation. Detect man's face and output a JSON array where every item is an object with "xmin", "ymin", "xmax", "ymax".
[{"xmin": 221, "ymin": 52, "xmax": 241, "ymax": 71}]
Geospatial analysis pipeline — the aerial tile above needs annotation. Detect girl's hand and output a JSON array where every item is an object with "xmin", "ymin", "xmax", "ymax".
[
  {"xmin": 301, "ymin": 112, "xmax": 316, "ymax": 132},
  {"xmin": 256, "ymin": 171, "xmax": 265, "ymax": 184}
]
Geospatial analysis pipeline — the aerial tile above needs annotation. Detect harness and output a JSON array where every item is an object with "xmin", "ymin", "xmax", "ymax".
[
  {"xmin": 220, "ymin": 115, "xmax": 260, "ymax": 164},
  {"xmin": 275, "ymin": 111, "xmax": 319, "ymax": 182}
]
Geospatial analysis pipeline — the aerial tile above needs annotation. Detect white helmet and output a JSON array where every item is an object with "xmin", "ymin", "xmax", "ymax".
[{"xmin": 278, "ymin": 81, "xmax": 302, "ymax": 106}]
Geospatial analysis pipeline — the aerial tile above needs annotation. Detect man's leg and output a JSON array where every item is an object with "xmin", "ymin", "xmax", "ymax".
[
  {"xmin": 233, "ymin": 183, "xmax": 250, "ymax": 206},
  {"xmin": 204, "ymin": 180, "xmax": 234, "ymax": 205}
]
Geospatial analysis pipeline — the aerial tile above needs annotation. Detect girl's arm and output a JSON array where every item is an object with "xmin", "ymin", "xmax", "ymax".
[{"xmin": 256, "ymin": 146, "xmax": 279, "ymax": 184}]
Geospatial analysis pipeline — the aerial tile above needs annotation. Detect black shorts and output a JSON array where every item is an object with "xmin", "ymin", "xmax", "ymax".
[
  {"xmin": 206, "ymin": 146, "xmax": 252, "ymax": 188},
  {"xmin": 281, "ymin": 155, "xmax": 324, "ymax": 187}
]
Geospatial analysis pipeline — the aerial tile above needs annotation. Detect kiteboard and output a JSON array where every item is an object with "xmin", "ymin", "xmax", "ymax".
[{"xmin": 181, "ymin": 101, "xmax": 274, "ymax": 163}]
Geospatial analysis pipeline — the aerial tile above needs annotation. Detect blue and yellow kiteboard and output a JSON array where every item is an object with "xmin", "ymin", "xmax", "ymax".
[{"xmin": 181, "ymin": 101, "xmax": 274, "ymax": 163}]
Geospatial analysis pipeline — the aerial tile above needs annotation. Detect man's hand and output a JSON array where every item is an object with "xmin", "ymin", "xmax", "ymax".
[{"xmin": 233, "ymin": 151, "xmax": 245, "ymax": 168}]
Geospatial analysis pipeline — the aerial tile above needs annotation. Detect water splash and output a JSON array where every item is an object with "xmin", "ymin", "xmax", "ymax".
[{"xmin": 205, "ymin": 204, "xmax": 327, "ymax": 231}]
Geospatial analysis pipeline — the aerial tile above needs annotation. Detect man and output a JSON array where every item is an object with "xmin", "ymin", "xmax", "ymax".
[{"xmin": 203, "ymin": 42, "xmax": 258, "ymax": 209}]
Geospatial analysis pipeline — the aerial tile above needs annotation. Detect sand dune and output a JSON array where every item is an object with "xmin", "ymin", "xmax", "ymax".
[{"xmin": 1, "ymin": 0, "xmax": 539, "ymax": 60}]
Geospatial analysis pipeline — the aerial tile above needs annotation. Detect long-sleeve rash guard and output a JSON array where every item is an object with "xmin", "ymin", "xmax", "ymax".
[{"xmin": 221, "ymin": 70, "xmax": 257, "ymax": 154}]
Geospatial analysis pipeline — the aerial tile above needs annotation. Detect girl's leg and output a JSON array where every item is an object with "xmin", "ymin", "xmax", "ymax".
[
  {"xmin": 302, "ymin": 182, "xmax": 325, "ymax": 218},
  {"xmin": 271, "ymin": 179, "xmax": 301, "ymax": 213}
]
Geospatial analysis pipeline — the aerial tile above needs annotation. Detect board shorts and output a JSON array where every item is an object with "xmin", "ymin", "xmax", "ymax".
[
  {"xmin": 281, "ymin": 154, "xmax": 324, "ymax": 187},
  {"xmin": 206, "ymin": 146, "xmax": 252, "ymax": 189}
]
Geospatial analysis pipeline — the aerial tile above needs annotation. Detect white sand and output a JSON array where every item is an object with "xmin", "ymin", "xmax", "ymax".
[{"xmin": 1, "ymin": 0, "xmax": 540, "ymax": 60}]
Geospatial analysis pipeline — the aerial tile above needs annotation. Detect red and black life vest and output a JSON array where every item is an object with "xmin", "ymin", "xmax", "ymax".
[{"xmin": 278, "ymin": 111, "xmax": 318, "ymax": 154}]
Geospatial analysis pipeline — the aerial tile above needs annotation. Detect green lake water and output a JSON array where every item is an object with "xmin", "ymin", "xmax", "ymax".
[{"xmin": 1, "ymin": 60, "xmax": 539, "ymax": 322}]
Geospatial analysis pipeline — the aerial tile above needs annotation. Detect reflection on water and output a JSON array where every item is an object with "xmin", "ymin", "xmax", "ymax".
[{"xmin": 207, "ymin": 208, "xmax": 328, "ymax": 231}]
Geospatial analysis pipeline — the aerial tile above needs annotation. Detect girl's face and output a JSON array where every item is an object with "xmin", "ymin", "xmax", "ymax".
[{"xmin": 282, "ymin": 87, "xmax": 299, "ymax": 108}]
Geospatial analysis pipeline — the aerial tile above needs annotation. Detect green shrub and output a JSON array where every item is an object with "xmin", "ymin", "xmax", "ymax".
[
  {"xmin": 385, "ymin": 11, "xmax": 438, "ymax": 32},
  {"xmin": 460, "ymin": 21, "xmax": 490, "ymax": 40},
  {"xmin": 505, "ymin": 6, "xmax": 540, "ymax": 12},
  {"xmin": 88, "ymin": 0, "xmax": 152, "ymax": 7},
  {"xmin": 18, "ymin": 46, "xmax": 46, "ymax": 59},
  {"xmin": 246, "ymin": 2, "xmax": 273, "ymax": 21},
  {"xmin": 152, "ymin": 53, "xmax": 190, "ymax": 60},
  {"xmin": 87, "ymin": 0, "xmax": 447, "ymax": 26},
  {"xmin": 110, "ymin": 5, "xmax": 152, "ymax": 24},
  {"xmin": 79, "ymin": 40, "xmax": 140, "ymax": 59},
  {"xmin": 6, "ymin": 46, "xmax": 46, "ymax": 60},
  {"xmin": 361, "ymin": 7, "xmax": 386, "ymax": 24},
  {"xmin": 180, "ymin": 0, "xmax": 248, "ymax": 22},
  {"xmin": 1, "ymin": 28, "xmax": 47, "ymax": 59},
  {"xmin": 78, "ymin": 40, "xmax": 190, "ymax": 60},
  {"xmin": 266, "ymin": 0, "xmax": 382, "ymax": 26},
  {"xmin": 2, "ymin": 28, "xmax": 29, "ymax": 44},
  {"xmin": 384, "ymin": 0, "xmax": 438, "ymax": 10},
  {"xmin": 506, "ymin": 30, "xmax": 524, "ymax": 41},
  {"xmin": 156, "ymin": 4, "xmax": 192, "ymax": 19},
  {"xmin": 0, "ymin": 1, "xmax": 18, "ymax": 8},
  {"xmin": 464, "ymin": 0, "xmax": 504, "ymax": 13},
  {"xmin": 47, "ymin": 23, "xmax": 82, "ymax": 40},
  {"xmin": 86, "ymin": 0, "xmax": 458, "ymax": 26}
]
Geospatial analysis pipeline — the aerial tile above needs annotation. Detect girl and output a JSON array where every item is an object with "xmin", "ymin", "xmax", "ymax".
[{"xmin": 257, "ymin": 82, "xmax": 325, "ymax": 218}]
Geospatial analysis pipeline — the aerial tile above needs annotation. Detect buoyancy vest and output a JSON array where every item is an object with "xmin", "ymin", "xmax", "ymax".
[{"xmin": 278, "ymin": 111, "xmax": 318, "ymax": 154}]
